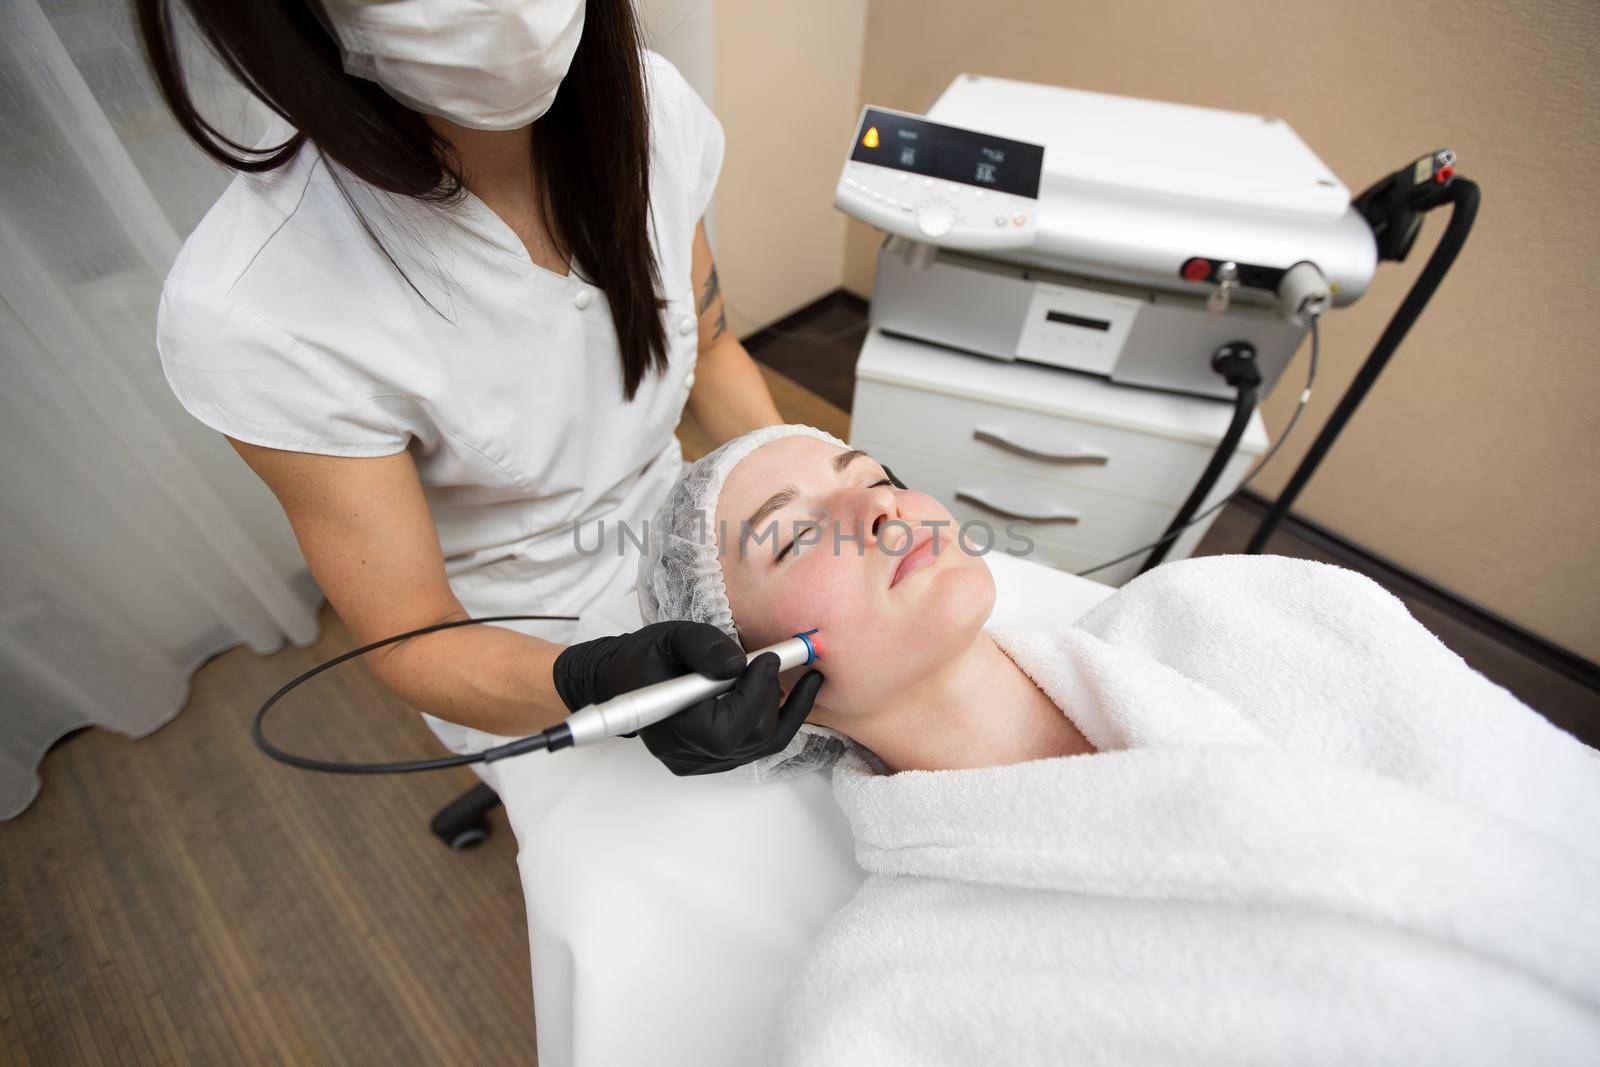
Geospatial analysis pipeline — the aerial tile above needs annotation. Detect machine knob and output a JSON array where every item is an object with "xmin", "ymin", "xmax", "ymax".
[{"xmin": 915, "ymin": 199, "xmax": 955, "ymax": 238}]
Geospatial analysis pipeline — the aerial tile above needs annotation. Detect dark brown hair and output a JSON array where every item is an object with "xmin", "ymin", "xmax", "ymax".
[{"xmin": 134, "ymin": 0, "xmax": 668, "ymax": 401}]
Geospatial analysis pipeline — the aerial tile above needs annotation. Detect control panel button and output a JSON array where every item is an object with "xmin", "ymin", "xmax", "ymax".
[{"xmin": 916, "ymin": 199, "xmax": 956, "ymax": 238}]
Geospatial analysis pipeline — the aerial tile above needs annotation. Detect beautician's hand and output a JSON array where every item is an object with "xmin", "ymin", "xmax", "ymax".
[{"xmin": 551, "ymin": 622, "xmax": 825, "ymax": 776}]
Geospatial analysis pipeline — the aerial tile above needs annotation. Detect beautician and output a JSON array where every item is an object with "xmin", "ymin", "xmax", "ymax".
[{"xmin": 139, "ymin": 0, "xmax": 823, "ymax": 773}]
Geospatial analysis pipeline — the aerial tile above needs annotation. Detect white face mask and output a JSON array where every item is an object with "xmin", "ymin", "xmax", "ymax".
[{"xmin": 322, "ymin": 0, "xmax": 587, "ymax": 132}]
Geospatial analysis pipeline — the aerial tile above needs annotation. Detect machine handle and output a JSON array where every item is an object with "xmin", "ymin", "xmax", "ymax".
[
  {"xmin": 956, "ymin": 487, "xmax": 1081, "ymax": 524},
  {"xmin": 973, "ymin": 425, "xmax": 1110, "ymax": 465},
  {"xmin": 563, "ymin": 634, "xmax": 818, "ymax": 748}
]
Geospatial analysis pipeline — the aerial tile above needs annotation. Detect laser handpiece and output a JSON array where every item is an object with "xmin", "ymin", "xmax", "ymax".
[
  {"xmin": 252, "ymin": 615, "xmax": 823, "ymax": 775},
  {"xmin": 551, "ymin": 629, "xmax": 824, "ymax": 749}
]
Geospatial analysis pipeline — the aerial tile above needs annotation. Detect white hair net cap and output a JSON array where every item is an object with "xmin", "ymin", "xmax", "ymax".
[{"xmin": 637, "ymin": 423, "xmax": 852, "ymax": 783}]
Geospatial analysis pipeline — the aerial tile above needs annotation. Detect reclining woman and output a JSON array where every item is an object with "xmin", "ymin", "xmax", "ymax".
[{"xmin": 637, "ymin": 423, "xmax": 1600, "ymax": 1066}]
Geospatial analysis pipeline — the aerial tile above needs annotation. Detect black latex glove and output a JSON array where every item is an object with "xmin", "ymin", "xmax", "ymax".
[{"xmin": 551, "ymin": 621, "xmax": 825, "ymax": 776}]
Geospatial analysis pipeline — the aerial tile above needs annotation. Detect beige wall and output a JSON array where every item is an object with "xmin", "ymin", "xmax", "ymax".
[
  {"xmin": 710, "ymin": 0, "xmax": 869, "ymax": 333},
  {"xmin": 824, "ymin": 0, "xmax": 1598, "ymax": 660},
  {"xmin": 710, "ymin": 1, "xmax": 1598, "ymax": 659}
]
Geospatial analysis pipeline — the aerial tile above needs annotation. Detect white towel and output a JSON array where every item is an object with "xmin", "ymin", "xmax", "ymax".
[{"xmin": 770, "ymin": 555, "xmax": 1600, "ymax": 1066}]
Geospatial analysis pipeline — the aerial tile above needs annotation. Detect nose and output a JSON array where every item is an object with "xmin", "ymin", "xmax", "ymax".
[{"xmin": 844, "ymin": 483, "xmax": 906, "ymax": 552}]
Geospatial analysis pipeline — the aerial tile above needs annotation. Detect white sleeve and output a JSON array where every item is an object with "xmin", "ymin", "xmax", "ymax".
[
  {"xmin": 156, "ymin": 284, "xmax": 411, "ymax": 457},
  {"xmin": 683, "ymin": 79, "xmax": 726, "ymax": 222},
  {"xmin": 648, "ymin": 51, "xmax": 726, "ymax": 223}
]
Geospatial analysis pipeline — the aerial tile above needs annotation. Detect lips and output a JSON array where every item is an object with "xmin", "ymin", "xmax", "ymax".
[{"xmin": 889, "ymin": 527, "xmax": 939, "ymax": 588}]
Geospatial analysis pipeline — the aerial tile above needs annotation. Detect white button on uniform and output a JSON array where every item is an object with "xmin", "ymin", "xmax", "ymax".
[
  {"xmin": 574, "ymin": 289, "xmax": 593, "ymax": 310},
  {"xmin": 995, "ymin": 215, "xmax": 1009, "ymax": 227},
  {"xmin": 678, "ymin": 314, "xmax": 697, "ymax": 336},
  {"xmin": 683, "ymin": 370, "xmax": 696, "ymax": 391}
]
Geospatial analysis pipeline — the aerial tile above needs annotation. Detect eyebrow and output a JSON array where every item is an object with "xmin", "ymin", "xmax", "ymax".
[
  {"xmin": 742, "ymin": 450, "xmax": 874, "ymax": 529},
  {"xmin": 832, "ymin": 448, "xmax": 869, "ymax": 473},
  {"xmin": 746, "ymin": 485, "xmax": 798, "ymax": 529}
]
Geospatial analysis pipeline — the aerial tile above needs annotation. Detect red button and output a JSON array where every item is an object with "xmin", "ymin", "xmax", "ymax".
[{"xmin": 1181, "ymin": 257, "xmax": 1212, "ymax": 282}]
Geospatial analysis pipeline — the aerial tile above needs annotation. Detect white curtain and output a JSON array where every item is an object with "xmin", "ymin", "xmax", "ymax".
[
  {"xmin": 0, "ymin": 0, "xmax": 319, "ymax": 819},
  {"xmin": 0, "ymin": 0, "xmax": 719, "ymax": 818}
]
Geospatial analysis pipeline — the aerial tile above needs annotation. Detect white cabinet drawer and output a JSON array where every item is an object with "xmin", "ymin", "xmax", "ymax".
[
  {"xmin": 853, "ymin": 375, "xmax": 1261, "ymax": 508},
  {"xmin": 857, "ymin": 436, "xmax": 1169, "ymax": 552},
  {"xmin": 855, "ymin": 437, "xmax": 1224, "ymax": 586}
]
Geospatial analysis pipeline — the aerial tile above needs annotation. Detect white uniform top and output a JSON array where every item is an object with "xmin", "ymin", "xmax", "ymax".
[
  {"xmin": 156, "ymin": 51, "xmax": 721, "ymax": 662},
  {"xmin": 158, "ymin": 55, "xmax": 732, "ymax": 1065}
]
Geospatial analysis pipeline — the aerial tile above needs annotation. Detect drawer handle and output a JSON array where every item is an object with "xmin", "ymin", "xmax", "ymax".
[
  {"xmin": 973, "ymin": 425, "xmax": 1110, "ymax": 465},
  {"xmin": 955, "ymin": 487, "xmax": 1081, "ymax": 524}
]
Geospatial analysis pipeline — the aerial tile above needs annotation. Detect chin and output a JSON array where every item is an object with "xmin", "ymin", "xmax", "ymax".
[
  {"xmin": 922, "ymin": 550, "xmax": 996, "ymax": 631},
  {"xmin": 871, "ymin": 554, "xmax": 995, "ymax": 676}
]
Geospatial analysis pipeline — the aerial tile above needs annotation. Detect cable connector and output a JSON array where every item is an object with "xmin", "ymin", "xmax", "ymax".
[
  {"xmin": 1354, "ymin": 148, "xmax": 1462, "ymax": 261},
  {"xmin": 1211, "ymin": 340, "xmax": 1262, "ymax": 390},
  {"xmin": 1278, "ymin": 261, "xmax": 1331, "ymax": 327}
]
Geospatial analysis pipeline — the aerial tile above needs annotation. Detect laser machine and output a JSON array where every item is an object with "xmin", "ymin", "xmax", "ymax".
[{"xmin": 834, "ymin": 76, "xmax": 1463, "ymax": 579}]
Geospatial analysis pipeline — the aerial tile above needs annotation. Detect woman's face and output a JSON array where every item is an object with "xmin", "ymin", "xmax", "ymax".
[{"xmin": 713, "ymin": 435, "xmax": 995, "ymax": 729}]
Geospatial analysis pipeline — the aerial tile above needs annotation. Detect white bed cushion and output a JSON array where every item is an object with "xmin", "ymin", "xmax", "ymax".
[
  {"xmin": 491, "ymin": 551, "xmax": 1115, "ymax": 1067},
  {"xmin": 982, "ymin": 547, "xmax": 1117, "ymax": 627}
]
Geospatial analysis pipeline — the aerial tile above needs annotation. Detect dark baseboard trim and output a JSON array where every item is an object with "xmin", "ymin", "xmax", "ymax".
[
  {"xmin": 740, "ymin": 288, "xmax": 869, "ymax": 349},
  {"xmin": 1235, "ymin": 491, "xmax": 1599, "ymax": 693}
]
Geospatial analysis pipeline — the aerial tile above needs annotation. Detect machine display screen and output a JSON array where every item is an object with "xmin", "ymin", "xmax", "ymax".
[{"xmin": 850, "ymin": 108, "xmax": 1044, "ymax": 199}]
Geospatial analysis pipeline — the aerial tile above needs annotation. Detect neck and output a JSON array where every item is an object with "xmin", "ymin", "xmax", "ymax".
[
  {"xmin": 841, "ymin": 632, "xmax": 1095, "ymax": 773},
  {"xmin": 426, "ymin": 115, "xmax": 537, "ymax": 206}
]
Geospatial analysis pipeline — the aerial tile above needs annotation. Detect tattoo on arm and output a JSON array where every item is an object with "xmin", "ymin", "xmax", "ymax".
[
  {"xmin": 698, "ymin": 263, "xmax": 721, "ymax": 314},
  {"xmin": 699, "ymin": 262, "xmax": 728, "ymax": 341}
]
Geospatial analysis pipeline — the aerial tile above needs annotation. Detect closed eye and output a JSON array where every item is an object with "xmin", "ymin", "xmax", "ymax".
[{"xmin": 774, "ymin": 478, "xmax": 897, "ymax": 563}]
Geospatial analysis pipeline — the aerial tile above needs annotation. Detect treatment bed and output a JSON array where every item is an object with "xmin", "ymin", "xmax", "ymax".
[{"xmin": 485, "ymin": 550, "xmax": 1113, "ymax": 1066}]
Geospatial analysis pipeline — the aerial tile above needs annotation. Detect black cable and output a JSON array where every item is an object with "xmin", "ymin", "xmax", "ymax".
[
  {"xmin": 252, "ymin": 613, "xmax": 578, "ymax": 775},
  {"xmin": 1246, "ymin": 178, "xmax": 1480, "ymax": 553},
  {"xmin": 1138, "ymin": 374, "xmax": 1258, "ymax": 574},
  {"xmin": 1075, "ymin": 317, "xmax": 1319, "ymax": 579}
]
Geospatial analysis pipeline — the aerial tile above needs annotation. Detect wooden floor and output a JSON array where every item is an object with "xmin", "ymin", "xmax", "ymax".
[{"xmin": 1, "ymin": 606, "xmax": 536, "ymax": 1065}]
